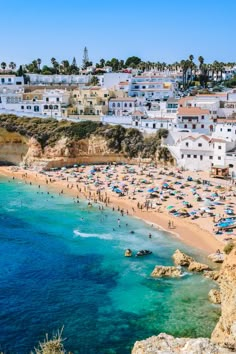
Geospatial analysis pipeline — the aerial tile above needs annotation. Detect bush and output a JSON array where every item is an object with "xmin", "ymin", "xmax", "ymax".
[{"xmin": 223, "ymin": 241, "xmax": 235, "ymax": 255}]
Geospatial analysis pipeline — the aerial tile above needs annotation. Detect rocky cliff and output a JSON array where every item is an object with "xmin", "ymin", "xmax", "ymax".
[
  {"xmin": 0, "ymin": 128, "xmax": 130, "ymax": 168},
  {"xmin": 132, "ymin": 249, "xmax": 236, "ymax": 353},
  {"xmin": 22, "ymin": 135, "xmax": 129, "ymax": 168},
  {"xmin": 211, "ymin": 249, "xmax": 236, "ymax": 350},
  {"xmin": 0, "ymin": 128, "xmax": 28, "ymax": 165}
]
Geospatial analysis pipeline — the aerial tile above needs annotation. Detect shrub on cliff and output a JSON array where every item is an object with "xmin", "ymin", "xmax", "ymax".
[
  {"xmin": 32, "ymin": 329, "xmax": 66, "ymax": 354},
  {"xmin": 224, "ymin": 241, "xmax": 235, "ymax": 255}
]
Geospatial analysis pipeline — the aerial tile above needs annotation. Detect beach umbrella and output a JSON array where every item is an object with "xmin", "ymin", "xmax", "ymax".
[
  {"xmin": 167, "ymin": 206, "xmax": 174, "ymax": 210},
  {"xmin": 73, "ymin": 164, "xmax": 78, "ymax": 167},
  {"xmin": 147, "ymin": 188, "xmax": 154, "ymax": 193},
  {"xmin": 190, "ymin": 211, "xmax": 197, "ymax": 215}
]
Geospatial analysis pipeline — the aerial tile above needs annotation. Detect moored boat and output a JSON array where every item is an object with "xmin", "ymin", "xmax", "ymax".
[{"xmin": 136, "ymin": 250, "xmax": 152, "ymax": 257}]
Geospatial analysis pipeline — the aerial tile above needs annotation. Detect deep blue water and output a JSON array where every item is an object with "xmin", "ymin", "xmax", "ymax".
[{"xmin": 0, "ymin": 177, "xmax": 220, "ymax": 353}]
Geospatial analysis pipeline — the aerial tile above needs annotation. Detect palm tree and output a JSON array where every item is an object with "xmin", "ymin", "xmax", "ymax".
[
  {"xmin": 1, "ymin": 62, "xmax": 7, "ymax": 71},
  {"xmin": 51, "ymin": 57, "xmax": 56, "ymax": 66},
  {"xmin": 8, "ymin": 62, "xmax": 16, "ymax": 71},
  {"xmin": 37, "ymin": 58, "xmax": 42, "ymax": 70},
  {"xmin": 198, "ymin": 56, "xmax": 204, "ymax": 71}
]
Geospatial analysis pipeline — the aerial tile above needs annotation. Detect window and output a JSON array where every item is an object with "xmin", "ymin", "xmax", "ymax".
[
  {"xmin": 218, "ymin": 156, "xmax": 221, "ymax": 160},
  {"xmin": 112, "ymin": 103, "xmax": 115, "ymax": 107},
  {"xmin": 46, "ymin": 97, "xmax": 49, "ymax": 102},
  {"xmin": 220, "ymin": 128, "xmax": 222, "ymax": 131},
  {"xmin": 117, "ymin": 103, "xmax": 120, "ymax": 107},
  {"xmin": 26, "ymin": 105, "xmax": 31, "ymax": 110},
  {"xmin": 124, "ymin": 103, "xmax": 127, "ymax": 107},
  {"xmin": 218, "ymin": 146, "xmax": 222, "ymax": 149},
  {"xmin": 192, "ymin": 124, "xmax": 196, "ymax": 129},
  {"xmin": 227, "ymin": 128, "xmax": 231, "ymax": 132},
  {"xmin": 229, "ymin": 164, "xmax": 234, "ymax": 168},
  {"xmin": 146, "ymin": 123, "xmax": 148, "ymax": 127},
  {"xmin": 201, "ymin": 116, "xmax": 204, "ymax": 119},
  {"xmin": 34, "ymin": 106, "xmax": 39, "ymax": 112},
  {"xmin": 181, "ymin": 154, "xmax": 184, "ymax": 158},
  {"xmin": 194, "ymin": 155, "xmax": 197, "ymax": 158},
  {"xmin": 56, "ymin": 97, "xmax": 59, "ymax": 102},
  {"xmin": 21, "ymin": 106, "xmax": 24, "ymax": 109},
  {"xmin": 209, "ymin": 156, "xmax": 213, "ymax": 159},
  {"xmin": 186, "ymin": 142, "xmax": 189, "ymax": 147},
  {"xmin": 187, "ymin": 154, "xmax": 191, "ymax": 158},
  {"xmin": 200, "ymin": 155, "xmax": 203, "ymax": 160},
  {"xmin": 153, "ymin": 123, "xmax": 156, "ymax": 129},
  {"xmin": 160, "ymin": 123, "xmax": 163, "ymax": 128},
  {"xmin": 44, "ymin": 105, "xmax": 48, "ymax": 109},
  {"xmin": 184, "ymin": 124, "xmax": 187, "ymax": 128},
  {"xmin": 201, "ymin": 124, "xmax": 204, "ymax": 129},
  {"xmin": 198, "ymin": 143, "xmax": 202, "ymax": 147}
]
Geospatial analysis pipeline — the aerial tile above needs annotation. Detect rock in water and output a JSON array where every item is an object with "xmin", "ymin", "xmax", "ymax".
[
  {"xmin": 172, "ymin": 249, "xmax": 194, "ymax": 266},
  {"xmin": 188, "ymin": 261, "xmax": 210, "ymax": 272},
  {"xmin": 131, "ymin": 333, "xmax": 231, "ymax": 353},
  {"xmin": 204, "ymin": 270, "xmax": 220, "ymax": 281},
  {"xmin": 151, "ymin": 266, "xmax": 182, "ymax": 278},
  {"xmin": 208, "ymin": 289, "xmax": 221, "ymax": 304}
]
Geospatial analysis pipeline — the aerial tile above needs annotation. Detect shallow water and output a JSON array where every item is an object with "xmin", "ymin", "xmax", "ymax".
[{"xmin": 0, "ymin": 178, "xmax": 220, "ymax": 353}]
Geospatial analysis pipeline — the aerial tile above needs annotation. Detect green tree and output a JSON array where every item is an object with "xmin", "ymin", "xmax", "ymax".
[
  {"xmin": 125, "ymin": 56, "xmax": 141, "ymax": 68},
  {"xmin": 90, "ymin": 76, "xmax": 99, "ymax": 86}
]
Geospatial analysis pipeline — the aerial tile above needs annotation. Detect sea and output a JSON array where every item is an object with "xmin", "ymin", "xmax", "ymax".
[{"xmin": 0, "ymin": 177, "xmax": 220, "ymax": 354}]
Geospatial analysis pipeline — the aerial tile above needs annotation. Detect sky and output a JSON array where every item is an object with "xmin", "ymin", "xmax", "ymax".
[{"xmin": 1, "ymin": 0, "xmax": 236, "ymax": 67}]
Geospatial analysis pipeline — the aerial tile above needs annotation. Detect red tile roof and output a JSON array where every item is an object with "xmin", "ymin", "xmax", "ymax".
[{"xmin": 178, "ymin": 107, "xmax": 210, "ymax": 115}]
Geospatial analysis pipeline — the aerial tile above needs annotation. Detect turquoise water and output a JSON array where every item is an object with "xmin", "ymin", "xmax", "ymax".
[{"xmin": 0, "ymin": 177, "xmax": 220, "ymax": 353}]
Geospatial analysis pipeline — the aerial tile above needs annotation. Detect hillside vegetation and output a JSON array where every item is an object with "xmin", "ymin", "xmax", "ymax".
[{"xmin": 0, "ymin": 115, "xmax": 173, "ymax": 161}]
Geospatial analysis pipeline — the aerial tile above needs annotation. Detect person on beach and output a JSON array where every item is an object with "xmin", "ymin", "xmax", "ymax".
[{"xmin": 168, "ymin": 220, "xmax": 171, "ymax": 228}]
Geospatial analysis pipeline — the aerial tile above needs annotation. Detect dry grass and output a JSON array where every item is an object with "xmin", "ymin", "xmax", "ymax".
[{"xmin": 32, "ymin": 328, "xmax": 66, "ymax": 354}]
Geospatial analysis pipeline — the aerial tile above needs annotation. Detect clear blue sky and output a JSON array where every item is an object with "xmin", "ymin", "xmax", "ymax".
[{"xmin": 1, "ymin": 0, "xmax": 236, "ymax": 67}]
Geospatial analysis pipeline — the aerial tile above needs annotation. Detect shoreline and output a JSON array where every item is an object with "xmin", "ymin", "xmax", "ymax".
[{"xmin": 0, "ymin": 165, "xmax": 223, "ymax": 254}]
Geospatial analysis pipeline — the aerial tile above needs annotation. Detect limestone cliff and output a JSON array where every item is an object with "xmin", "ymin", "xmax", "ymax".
[
  {"xmin": 132, "ymin": 249, "xmax": 236, "ymax": 353},
  {"xmin": 0, "ymin": 128, "xmax": 129, "ymax": 168},
  {"xmin": 0, "ymin": 128, "xmax": 28, "ymax": 165},
  {"xmin": 211, "ymin": 249, "xmax": 236, "ymax": 350}
]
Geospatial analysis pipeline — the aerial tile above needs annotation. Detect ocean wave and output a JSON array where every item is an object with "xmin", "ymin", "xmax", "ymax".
[{"xmin": 73, "ymin": 229, "xmax": 113, "ymax": 240}]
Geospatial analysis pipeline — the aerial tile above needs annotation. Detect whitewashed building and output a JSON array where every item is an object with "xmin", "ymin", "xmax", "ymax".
[
  {"xmin": 28, "ymin": 74, "xmax": 90, "ymax": 85},
  {"xmin": 0, "ymin": 75, "xmax": 24, "ymax": 86}
]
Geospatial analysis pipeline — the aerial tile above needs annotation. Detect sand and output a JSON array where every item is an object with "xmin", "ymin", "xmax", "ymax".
[{"xmin": 0, "ymin": 164, "xmax": 232, "ymax": 254}]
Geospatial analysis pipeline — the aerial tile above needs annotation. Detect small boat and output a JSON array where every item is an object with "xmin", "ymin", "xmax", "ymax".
[
  {"xmin": 136, "ymin": 250, "xmax": 152, "ymax": 257},
  {"xmin": 125, "ymin": 249, "xmax": 132, "ymax": 257}
]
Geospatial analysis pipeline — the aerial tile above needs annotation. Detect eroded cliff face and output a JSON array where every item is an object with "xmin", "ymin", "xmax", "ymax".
[
  {"xmin": 22, "ymin": 135, "xmax": 129, "ymax": 168},
  {"xmin": 211, "ymin": 249, "xmax": 236, "ymax": 350},
  {"xmin": 132, "ymin": 249, "xmax": 236, "ymax": 353},
  {"xmin": 0, "ymin": 129, "xmax": 28, "ymax": 165}
]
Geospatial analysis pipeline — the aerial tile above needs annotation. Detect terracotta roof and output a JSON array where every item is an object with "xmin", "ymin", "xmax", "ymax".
[
  {"xmin": 180, "ymin": 135, "xmax": 225, "ymax": 144},
  {"xmin": 178, "ymin": 107, "xmax": 210, "ymax": 115},
  {"xmin": 210, "ymin": 138, "xmax": 226, "ymax": 143},
  {"xmin": 118, "ymin": 82, "xmax": 129, "ymax": 85},
  {"xmin": 181, "ymin": 134, "xmax": 211, "ymax": 142},
  {"xmin": 132, "ymin": 110, "xmax": 144, "ymax": 116},
  {"xmin": 216, "ymin": 118, "xmax": 236, "ymax": 123}
]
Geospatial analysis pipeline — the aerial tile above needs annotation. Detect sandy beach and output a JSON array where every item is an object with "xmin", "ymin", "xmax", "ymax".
[{"xmin": 0, "ymin": 163, "xmax": 234, "ymax": 254}]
